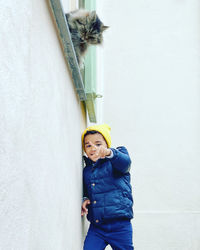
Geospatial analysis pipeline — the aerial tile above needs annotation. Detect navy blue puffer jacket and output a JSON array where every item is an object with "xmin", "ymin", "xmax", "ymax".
[{"xmin": 83, "ymin": 146, "xmax": 133, "ymax": 225}]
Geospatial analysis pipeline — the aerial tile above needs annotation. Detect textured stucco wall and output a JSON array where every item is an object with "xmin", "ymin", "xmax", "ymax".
[
  {"xmin": 97, "ymin": 0, "xmax": 200, "ymax": 249},
  {"xmin": 0, "ymin": 0, "xmax": 86, "ymax": 249}
]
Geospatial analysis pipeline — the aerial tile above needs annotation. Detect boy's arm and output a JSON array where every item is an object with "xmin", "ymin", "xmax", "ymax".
[
  {"xmin": 82, "ymin": 175, "xmax": 90, "ymax": 216},
  {"xmin": 109, "ymin": 146, "xmax": 131, "ymax": 174},
  {"xmin": 83, "ymin": 173, "xmax": 89, "ymax": 202},
  {"xmin": 83, "ymin": 185, "xmax": 88, "ymax": 202}
]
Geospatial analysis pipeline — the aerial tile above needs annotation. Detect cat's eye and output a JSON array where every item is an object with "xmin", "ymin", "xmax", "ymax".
[
  {"xmin": 76, "ymin": 20, "xmax": 85, "ymax": 26},
  {"xmin": 89, "ymin": 36, "xmax": 96, "ymax": 40}
]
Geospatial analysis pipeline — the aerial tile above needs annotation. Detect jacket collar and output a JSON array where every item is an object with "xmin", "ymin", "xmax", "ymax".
[
  {"xmin": 83, "ymin": 156, "xmax": 94, "ymax": 166},
  {"xmin": 83, "ymin": 156, "xmax": 106, "ymax": 167}
]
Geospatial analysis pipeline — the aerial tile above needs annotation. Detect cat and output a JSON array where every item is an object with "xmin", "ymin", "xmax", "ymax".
[{"xmin": 65, "ymin": 9, "xmax": 108, "ymax": 67}]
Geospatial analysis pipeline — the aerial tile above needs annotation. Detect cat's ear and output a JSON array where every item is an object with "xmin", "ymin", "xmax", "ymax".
[
  {"xmin": 102, "ymin": 25, "xmax": 109, "ymax": 31},
  {"xmin": 90, "ymin": 11, "xmax": 97, "ymax": 21}
]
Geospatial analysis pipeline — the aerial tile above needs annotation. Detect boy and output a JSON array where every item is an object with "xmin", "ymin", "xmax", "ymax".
[{"xmin": 81, "ymin": 124, "xmax": 134, "ymax": 250}]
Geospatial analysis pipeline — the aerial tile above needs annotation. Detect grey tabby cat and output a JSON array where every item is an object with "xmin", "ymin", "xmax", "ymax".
[{"xmin": 65, "ymin": 9, "xmax": 108, "ymax": 66}]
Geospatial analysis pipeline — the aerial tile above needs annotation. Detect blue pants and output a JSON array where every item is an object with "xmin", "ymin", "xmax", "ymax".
[{"xmin": 83, "ymin": 220, "xmax": 134, "ymax": 250}]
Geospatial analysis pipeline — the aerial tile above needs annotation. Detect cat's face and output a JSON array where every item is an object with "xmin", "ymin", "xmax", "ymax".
[{"xmin": 75, "ymin": 11, "xmax": 108, "ymax": 44}]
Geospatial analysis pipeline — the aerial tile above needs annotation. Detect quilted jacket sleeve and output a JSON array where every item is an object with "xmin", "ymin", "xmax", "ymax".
[
  {"xmin": 83, "ymin": 168, "xmax": 89, "ymax": 201},
  {"xmin": 109, "ymin": 146, "xmax": 131, "ymax": 174}
]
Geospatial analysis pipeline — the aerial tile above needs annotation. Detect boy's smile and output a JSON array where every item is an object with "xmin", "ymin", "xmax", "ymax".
[{"xmin": 84, "ymin": 133, "xmax": 108, "ymax": 162}]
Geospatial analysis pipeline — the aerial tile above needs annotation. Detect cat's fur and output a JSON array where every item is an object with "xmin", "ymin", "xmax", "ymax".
[{"xmin": 65, "ymin": 9, "xmax": 108, "ymax": 66}]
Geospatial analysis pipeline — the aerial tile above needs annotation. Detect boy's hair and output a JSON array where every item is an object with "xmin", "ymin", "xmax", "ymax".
[{"xmin": 83, "ymin": 130, "xmax": 108, "ymax": 147}]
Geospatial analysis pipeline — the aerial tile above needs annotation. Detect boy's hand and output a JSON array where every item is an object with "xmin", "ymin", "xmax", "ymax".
[
  {"xmin": 86, "ymin": 141, "xmax": 111, "ymax": 161},
  {"xmin": 81, "ymin": 199, "xmax": 90, "ymax": 216},
  {"xmin": 98, "ymin": 146, "xmax": 111, "ymax": 159}
]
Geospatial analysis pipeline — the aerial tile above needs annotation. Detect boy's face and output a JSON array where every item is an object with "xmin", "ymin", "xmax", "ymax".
[{"xmin": 84, "ymin": 133, "xmax": 108, "ymax": 162}]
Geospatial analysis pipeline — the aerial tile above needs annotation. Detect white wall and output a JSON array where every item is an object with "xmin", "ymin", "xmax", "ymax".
[
  {"xmin": 0, "ymin": 1, "xmax": 86, "ymax": 249},
  {"xmin": 97, "ymin": 0, "xmax": 200, "ymax": 249}
]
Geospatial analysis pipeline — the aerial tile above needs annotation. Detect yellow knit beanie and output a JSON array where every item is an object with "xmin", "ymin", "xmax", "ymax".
[{"xmin": 82, "ymin": 124, "xmax": 111, "ymax": 148}]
